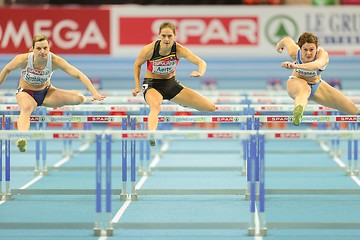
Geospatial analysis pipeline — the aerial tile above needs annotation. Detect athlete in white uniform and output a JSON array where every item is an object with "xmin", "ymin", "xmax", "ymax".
[
  {"xmin": 275, "ymin": 32, "xmax": 358, "ymax": 126},
  {"xmin": 132, "ymin": 21, "xmax": 215, "ymax": 146},
  {"xmin": 0, "ymin": 34, "xmax": 106, "ymax": 152}
]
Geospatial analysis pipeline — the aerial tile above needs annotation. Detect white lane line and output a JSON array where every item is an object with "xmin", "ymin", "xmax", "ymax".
[
  {"xmin": 326, "ymin": 142, "xmax": 360, "ymax": 186},
  {"xmin": 319, "ymin": 141, "xmax": 330, "ymax": 152},
  {"xmin": 19, "ymin": 175, "xmax": 43, "ymax": 189},
  {"xmin": 78, "ymin": 142, "xmax": 91, "ymax": 152},
  {"xmin": 333, "ymin": 156, "xmax": 346, "ymax": 168},
  {"xmin": 111, "ymin": 174, "xmax": 149, "ymax": 224},
  {"xmin": 53, "ymin": 156, "xmax": 70, "ymax": 168},
  {"xmin": 254, "ymin": 205, "xmax": 264, "ymax": 240},
  {"xmin": 351, "ymin": 176, "xmax": 360, "ymax": 186},
  {"xmin": 110, "ymin": 142, "xmax": 167, "ymax": 228},
  {"xmin": 135, "ymin": 176, "xmax": 148, "ymax": 190},
  {"xmin": 111, "ymin": 198, "xmax": 132, "ymax": 223},
  {"xmin": 320, "ymin": 141, "xmax": 346, "ymax": 168},
  {"xmin": 53, "ymin": 142, "xmax": 90, "ymax": 167},
  {"xmin": 160, "ymin": 140, "xmax": 170, "ymax": 152},
  {"xmin": 149, "ymin": 154, "xmax": 160, "ymax": 168},
  {"xmin": 98, "ymin": 233, "xmax": 109, "ymax": 239}
]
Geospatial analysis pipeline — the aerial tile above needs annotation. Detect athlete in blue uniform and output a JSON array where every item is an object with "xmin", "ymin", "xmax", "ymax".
[
  {"xmin": 0, "ymin": 34, "xmax": 106, "ymax": 152},
  {"xmin": 275, "ymin": 32, "xmax": 358, "ymax": 126},
  {"xmin": 132, "ymin": 21, "xmax": 216, "ymax": 146}
]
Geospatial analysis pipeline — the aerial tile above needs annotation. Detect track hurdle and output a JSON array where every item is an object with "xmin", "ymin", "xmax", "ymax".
[
  {"xmin": 130, "ymin": 115, "xmax": 253, "ymax": 177},
  {"xmin": 347, "ymin": 122, "xmax": 359, "ymax": 176},
  {"xmin": 93, "ymin": 133, "xmax": 114, "ymax": 236},
  {"xmin": 108, "ymin": 129, "xmax": 261, "ymax": 236},
  {"xmin": 120, "ymin": 117, "xmax": 129, "ymax": 201},
  {"xmin": 0, "ymin": 115, "xmax": 127, "ymax": 199},
  {"xmin": 0, "ymin": 129, "xmax": 110, "ymax": 235},
  {"xmin": 0, "ymin": 129, "xmax": 101, "ymax": 201},
  {"xmin": 0, "ymin": 116, "xmax": 12, "ymax": 200}
]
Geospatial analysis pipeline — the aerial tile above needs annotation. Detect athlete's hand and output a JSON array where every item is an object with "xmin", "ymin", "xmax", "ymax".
[
  {"xmin": 190, "ymin": 71, "xmax": 202, "ymax": 78},
  {"xmin": 275, "ymin": 41, "xmax": 284, "ymax": 53},
  {"xmin": 281, "ymin": 61, "xmax": 295, "ymax": 69},
  {"xmin": 132, "ymin": 88, "xmax": 140, "ymax": 97},
  {"xmin": 277, "ymin": 47, "xmax": 284, "ymax": 53},
  {"xmin": 91, "ymin": 92, "xmax": 106, "ymax": 101}
]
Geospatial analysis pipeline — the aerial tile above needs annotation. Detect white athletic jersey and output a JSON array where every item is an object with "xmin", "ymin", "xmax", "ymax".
[
  {"xmin": 21, "ymin": 52, "xmax": 54, "ymax": 85},
  {"xmin": 294, "ymin": 48, "xmax": 326, "ymax": 78}
]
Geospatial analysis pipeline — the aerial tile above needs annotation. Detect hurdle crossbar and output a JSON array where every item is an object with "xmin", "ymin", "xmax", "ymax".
[
  {"xmin": 5, "ymin": 115, "xmax": 127, "ymax": 123},
  {"xmin": 130, "ymin": 115, "xmax": 360, "ymax": 123},
  {"xmin": 0, "ymin": 104, "xmax": 340, "ymax": 112},
  {"xmin": 0, "ymin": 129, "xmax": 360, "ymax": 140}
]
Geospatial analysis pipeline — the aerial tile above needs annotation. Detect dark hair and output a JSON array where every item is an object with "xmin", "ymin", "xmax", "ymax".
[
  {"xmin": 297, "ymin": 32, "xmax": 318, "ymax": 48},
  {"xmin": 159, "ymin": 21, "xmax": 176, "ymax": 35}
]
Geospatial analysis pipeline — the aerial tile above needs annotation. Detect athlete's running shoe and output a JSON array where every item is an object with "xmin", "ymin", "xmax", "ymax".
[
  {"xmin": 293, "ymin": 105, "xmax": 304, "ymax": 126},
  {"xmin": 149, "ymin": 139, "xmax": 156, "ymax": 147},
  {"xmin": 16, "ymin": 139, "xmax": 27, "ymax": 152}
]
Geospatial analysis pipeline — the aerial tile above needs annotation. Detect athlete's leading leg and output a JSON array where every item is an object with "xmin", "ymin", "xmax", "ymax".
[
  {"xmin": 287, "ymin": 77, "xmax": 311, "ymax": 126},
  {"xmin": 42, "ymin": 86, "xmax": 86, "ymax": 108},
  {"xmin": 144, "ymin": 89, "xmax": 163, "ymax": 146},
  {"xmin": 171, "ymin": 87, "xmax": 216, "ymax": 112},
  {"xmin": 16, "ymin": 92, "xmax": 37, "ymax": 152}
]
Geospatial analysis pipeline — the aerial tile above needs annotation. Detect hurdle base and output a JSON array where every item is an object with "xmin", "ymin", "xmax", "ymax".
[
  {"xmin": 346, "ymin": 170, "xmax": 352, "ymax": 176},
  {"xmin": 260, "ymin": 227, "xmax": 268, "ymax": 236},
  {"xmin": 120, "ymin": 194, "xmax": 128, "ymax": 201},
  {"xmin": 42, "ymin": 170, "xmax": 49, "ymax": 176},
  {"xmin": 5, "ymin": 194, "xmax": 12, "ymax": 200},
  {"xmin": 106, "ymin": 228, "xmax": 114, "ymax": 236},
  {"xmin": 34, "ymin": 169, "xmax": 41, "ymax": 176},
  {"xmin": 130, "ymin": 193, "xmax": 138, "ymax": 201},
  {"xmin": 93, "ymin": 228, "xmax": 102, "ymax": 236},
  {"xmin": 247, "ymin": 227, "xmax": 256, "ymax": 236},
  {"xmin": 353, "ymin": 170, "xmax": 359, "ymax": 176}
]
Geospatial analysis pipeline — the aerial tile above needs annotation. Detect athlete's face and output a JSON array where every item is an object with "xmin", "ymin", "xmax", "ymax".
[
  {"xmin": 159, "ymin": 28, "xmax": 175, "ymax": 46},
  {"xmin": 300, "ymin": 42, "xmax": 317, "ymax": 63},
  {"xmin": 33, "ymin": 40, "xmax": 50, "ymax": 60}
]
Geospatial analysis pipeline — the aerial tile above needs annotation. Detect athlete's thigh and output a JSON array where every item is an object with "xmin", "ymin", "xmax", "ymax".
[
  {"xmin": 144, "ymin": 88, "xmax": 163, "ymax": 107},
  {"xmin": 16, "ymin": 92, "xmax": 37, "ymax": 111},
  {"xmin": 43, "ymin": 87, "xmax": 81, "ymax": 107},
  {"xmin": 172, "ymin": 87, "xmax": 212, "ymax": 109},
  {"xmin": 313, "ymin": 81, "xmax": 354, "ymax": 111},
  {"xmin": 286, "ymin": 77, "xmax": 310, "ymax": 98}
]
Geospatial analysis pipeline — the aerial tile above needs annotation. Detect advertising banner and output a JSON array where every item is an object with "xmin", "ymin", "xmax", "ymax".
[
  {"xmin": 0, "ymin": 7, "xmax": 110, "ymax": 54},
  {"xmin": 0, "ymin": 6, "xmax": 359, "ymax": 56},
  {"xmin": 112, "ymin": 5, "xmax": 360, "ymax": 57}
]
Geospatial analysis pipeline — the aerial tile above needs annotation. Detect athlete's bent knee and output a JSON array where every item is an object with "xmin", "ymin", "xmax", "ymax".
[
  {"xmin": 206, "ymin": 103, "xmax": 216, "ymax": 112},
  {"xmin": 72, "ymin": 90, "xmax": 86, "ymax": 104}
]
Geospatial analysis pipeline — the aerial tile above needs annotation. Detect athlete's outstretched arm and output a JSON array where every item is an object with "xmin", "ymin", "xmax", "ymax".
[
  {"xmin": 281, "ymin": 48, "xmax": 329, "ymax": 71},
  {"xmin": 275, "ymin": 36, "xmax": 298, "ymax": 61},
  {"xmin": 133, "ymin": 43, "xmax": 153, "ymax": 96},
  {"xmin": 52, "ymin": 53, "xmax": 105, "ymax": 101},
  {"xmin": 177, "ymin": 43, "xmax": 206, "ymax": 78},
  {"xmin": 0, "ymin": 54, "xmax": 26, "ymax": 86}
]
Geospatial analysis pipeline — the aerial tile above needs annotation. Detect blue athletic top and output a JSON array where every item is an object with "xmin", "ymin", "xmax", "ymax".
[{"xmin": 294, "ymin": 48, "xmax": 326, "ymax": 78}]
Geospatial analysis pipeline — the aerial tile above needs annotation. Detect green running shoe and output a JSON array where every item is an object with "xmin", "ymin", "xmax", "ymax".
[
  {"xmin": 149, "ymin": 139, "xmax": 156, "ymax": 147},
  {"xmin": 293, "ymin": 105, "xmax": 304, "ymax": 126},
  {"xmin": 16, "ymin": 139, "xmax": 27, "ymax": 152}
]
